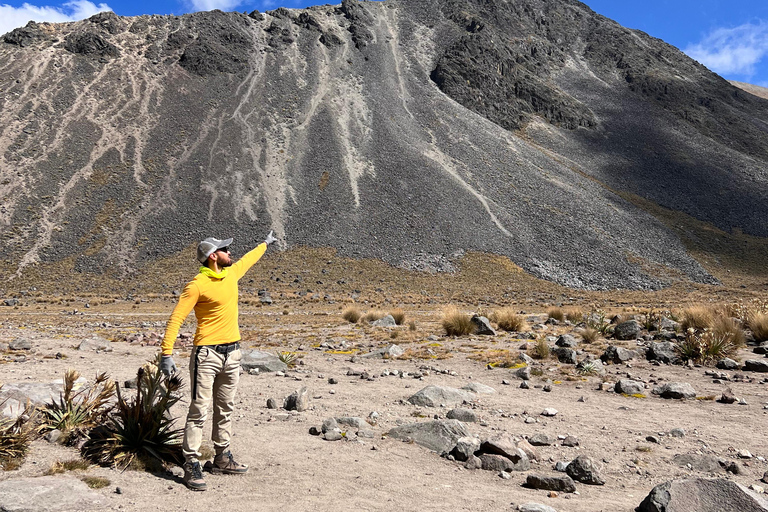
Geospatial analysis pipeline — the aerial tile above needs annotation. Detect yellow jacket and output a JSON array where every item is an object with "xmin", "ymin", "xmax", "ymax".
[{"xmin": 161, "ymin": 243, "xmax": 268, "ymax": 355}]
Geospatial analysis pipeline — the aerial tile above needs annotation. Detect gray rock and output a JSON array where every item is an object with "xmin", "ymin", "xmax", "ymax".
[
  {"xmin": 450, "ymin": 436, "xmax": 481, "ymax": 462},
  {"xmin": 529, "ymin": 433, "xmax": 554, "ymax": 446},
  {"xmin": 520, "ymin": 381, "xmax": 530, "ymax": 389},
  {"xmin": 324, "ymin": 429, "xmax": 343, "ymax": 441},
  {"xmin": 648, "ymin": 342, "xmax": 680, "ymax": 364},
  {"xmin": 388, "ymin": 419, "xmax": 471, "ymax": 455},
  {"xmin": 308, "ymin": 426, "xmax": 321, "ymax": 436},
  {"xmin": 576, "ymin": 357, "xmax": 606, "ymax": 376},
  {"xmin": 518, "ymin": 503, "xmax": 558, "ymax": 512},
  {"xmin": 0, "ymin": 378, "xmax": 87, "ymax": 419},
  {"xmin": 43, "ymin": 429, "xmax": 62, "ymax": 443},
  {"xmin": 754, "ymin": 342, "xmax": 768, "ymax": 355},
  {"xmin": 77, "ymin": 337, "xmax": 111, "ymax": 352},
  {"xmin": 518, "ymin": 352, "xmax": 535, "ymax": 365},
  {"xmin": 541, "ymin": 408, "xmax": 558, "ymax": 417},
  {"xmin": 461, "ymin": 382, "xmax": 496, "ymax": 394},
  {"xmin": 470, "ymin": 315, "xmax": 496, "ymax": 335},
  {"xmin": 614, "ymin": 320, "xmax": 642, "ymax": 340},
  {"xmin": 479, "ymin": 452, "xmax": 531, "ymax": 472},
  {"xmin": 554, "ymin": 461, "xmax": 569, "ymax": 472},
  {"xmin": 407, "ymin": 385, "xmax": 476, "ymax": 407},
  {"xmin": 446, "ymin": 408, "xmax": 477, "ymax": 422},
  {"xmin": 321, "ymin": 417, "xmax": 338, "ymax": 433},
  {"xmin": 478, "ymin": 436, "xmax": 530, "ymax": 470},
  {"xmin": 652, "ymin": 382, "xmax": 696, "ymax": 399},
  {"xmin": 464, "ymin": 455, "xmax": 483, "ymax": 470},
  {"xmin": 336, "ymin": 417, "xmax": 366, "ymax": 429},
  {"xmin": 637, "ymin": 478, "xmax": 768, "ymax": 512},
  {"xmin": 283, "ymin": 387, "xmax": 309, "ymax": 412},
  {"xmin": 363, "ymin": 344, "xmax": 404, "ymax": 359},
  {"xmin": 240, "ymin": 349, "xmax": 288, "ymax": 373},
  {"xmin": 0, "ymin": 475, "xmax": 104, "ymax": 511},
  {"xmin": 672, "ymin": 454, "xmax": 724, "ymax": 473},
  {"xmin": 8, "ymin": 338, "xmax": 31, "ymax": 351},
  {"xmin": 561, "ymin": 435, "xmax": 580, "ymax": 447},
  {"xmin": 602, "ymin": 345, "xmax": 636, "ymax": 364},
  {"xmin": 744, "ymin": 360, "xmax": 768, "ymax": 373},
  {"xmin": 553, "ymin": 347, "xmax": 577, "ymax": 364},
  {"xmin": 717, "ymin": 358, "xmax": 739, "ymax": 370},
  {"xmin": 266, "ymin": 398, "xmax": 278, "ymax": 409},
  {"xmin": 371, "ymin": 315, "xmax": 397, "ymax": 327},
  {"xmin": 669, "ymin": 428, "xmax": 686, "ymax": 438},
  {"xmin": 514, "ymin": 366, "xmax": 531, "ymax": 380},
  {"xmin": 659, "ymin": 317, "xmax": 681, "ymax": 331},
  {"xmin": 517, "ymin": 439, "xmax": 540, "ymax": 462},
  {"xmin": 555, "ymin": 334, "xmax": 578, "ymax": 348},
  {"xmin": 615, "ymin": 379, "xmax": 646, "ymax": 395},
  {"xmin": 525, "ymin": 473, "xmax": 576, "ymax": 493},
  {"xmin": 566, "ymin": 455, "xmax": 605, "ymax": 485}
]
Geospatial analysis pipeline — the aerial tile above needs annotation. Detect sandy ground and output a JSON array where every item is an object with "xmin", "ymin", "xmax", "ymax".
[{"xmin": 1, "ymin": 302, "xmax": 767, "ymax": 512}]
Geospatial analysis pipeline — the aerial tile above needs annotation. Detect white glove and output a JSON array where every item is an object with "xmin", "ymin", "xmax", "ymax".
[
  {"xmin": 264, "ymin": 230, "xmax": 277, "ymax": 246},
  {"xmin": 160, "ymin": 355, "xmax": 177, "ymax": 376}
]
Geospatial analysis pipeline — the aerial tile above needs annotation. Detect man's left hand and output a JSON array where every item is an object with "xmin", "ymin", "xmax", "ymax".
[{"xmin": 264, "ymin": 231, "xmax": 277, "ymax": 246}]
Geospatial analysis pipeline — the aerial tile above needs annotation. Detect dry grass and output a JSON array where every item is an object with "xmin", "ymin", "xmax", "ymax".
[
  {"xmin": 469, "ymin": 349, "xmax": 526, "ymax": 368},
  {"xmin": 408, "ymin": 320, "xmax": 416, "ymax": 331},
  {"xmin": 397, "ymin": 346, "xmax": 452, "ymax": 360},
  {"xmin": 441, "ymin": 307, "xmax": 474, "ymax": 336},
  {"xmin": 711, "ymin": 315, "xmax": 746, "ymax": 348},
  {"xmin": 681, "ymin": 305, "xmax": 714, "ymax": 331},
  {"xmin": 581, "ymin": 327, "xmax": 599, "ymax": 343},
  {"xmin": 45, "ymin": 459, "xmax": 91, "ymax": 475},
  {"xmin": 362, "ymin": 310, "xmax": 386, "ymax": 323},
  {"xmin": 529, "ymin": 337, "xmax": 550, "ymax": 360},
  {"xmin": 547, "ymin": 307, "xmax": 564, "ymax": 322},
  {"xmin": 565, "ymin": 308, "xmax": 584, "ymax": 323},
  {"xmin": 81, "ymin": 476, "xmax": 110, "ymax": 489},
  {"xmin": 491, "ymin": 308, "xmax": 525, "ymax": 332},
  {"xmin": 341, "ymin": 307, "xmax": 361, "ymax": 324},
  {"xmin": 747, "ymin": 312, "xmax": 768, "ymax": 342},
  {"xmin": 389, "ymin": 308, "xmax": 406, "ymax": 325}
]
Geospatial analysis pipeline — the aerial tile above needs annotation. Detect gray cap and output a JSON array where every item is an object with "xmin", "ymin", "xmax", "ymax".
[{"xmin": 196, "ymin": 237, "xmax": 233, "ymax": 264}]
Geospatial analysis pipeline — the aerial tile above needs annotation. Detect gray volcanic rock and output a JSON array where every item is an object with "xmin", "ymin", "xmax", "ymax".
[
  {"xmin": 614, "ymin": 320, "xmax": 642, "ymax": 340},
  {"xmin": 525, "ymin": 474, "xmax": 576, "ymax": 493},
  {"xmin": 636, "ymin": 478, "xmax": 768, "ymax": 512},
  {"xmin": 241, "ymin": 350, "xmax": 288, "ymax": 373},
  {"xmin": 566, "ymin": 455, "xmax": 605, "ymax": 485},
  {"xmin": 407, "ymin": 385, "xmax": 476, "ymax": 407},
  {"xmin": 0, "ymin": 476, "xmax": 104, "ymax": 511},
  {"xmin": 387, "ymin": 419, "xmax": 470, "ymax": 455},
  {"xmin": 648, "ymin": 342, "xmax": 680, "ymax": 364},
  {"xmin": 653, "ymin": 382, "xmax": 696, "ymax": 399},
  {"xmin": 3, "ymin": 0, "xmax": 761, "ymax": 290},
  {"xmin": 744, "ymin": 360, "xmax": 768, "ymax": 373}
]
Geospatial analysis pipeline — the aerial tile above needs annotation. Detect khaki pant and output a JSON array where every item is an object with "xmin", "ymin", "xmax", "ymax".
[{"xmin": 182, "ymin": 345, "xmax": 241, "ymax": 462}]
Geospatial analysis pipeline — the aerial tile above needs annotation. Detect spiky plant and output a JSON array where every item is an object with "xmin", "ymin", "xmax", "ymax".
[
  {"xmin": 0, "ymin": 394, "xmax": 34, "ymax": 470},
  {"xmin": 38, "ymin": 369, "xmax": 115, "ymax": 444},
  {"xmin": 82, "ymin": 358, "xmax": 184, "ymax": 470},
  {"xmin": 277, "ymin": 351, "xmax": 299, "ymax": 368},
  {"xmin": 576, "ymin": 360, "xmax": 600, "ymax": 376}
]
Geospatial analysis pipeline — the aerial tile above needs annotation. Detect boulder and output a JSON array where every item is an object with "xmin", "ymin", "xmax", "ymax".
[
  {"xmin": 0, "ymin": 378, "xmax": 87, "ymax": 419},
  {"xmin": 555, "ymin": 335, "xmax": 578, "ymax": 348},
  {"xmin": 470, "ymin": 315, "xmax": 496, "ymax": 335},
  {"xmin": 450, "ymin": 436, "xmax": 481, "ymax": 462},
  {"xmin": 528, "ymin": 433, "xmax": 555, "ymax": 446},
  {"xmin": 672, "ymin": 454, "xmax": 724, "ymax": 473},
  {"xmin": 283, "ymin": 387, "xmax": 309, "ymax": 412},
  {"xmin": 614, "ymin": 320, "xmax": 642, "ymax": 340},
  {"xmin": 518, "ymin": 352, "xmax": 535, "ymax": 365},
  {"xmin": 602, "ymin": 345, "xmax": 636, "ymax": 364},
  {"xmin": 615, "ymin": 379, "xmax": 646, "ymax": 395},
  {"xmin": 371, "ymin": 315, "xmax": 397, "ymax": 327},
  {"xmin": 461, "ymin": 382, "xmax": 496, "ymax": 394},
  {"xmin": 648, "ymin": 342, "xmax": 680, "ymax": 364},
  {"xmin": 576, "ymin": 358, "xmax": 606, "ymax": 376},
  {"xmin": 516, "ymin": 439, "xmax": 540, "ymax": 462},
  {"xmin": 717, "ymin": 358, "xmax": 739, "ymax": 370},
  {"xmin": 407, "ymin": 385, "xmax": 476, "ymax": 407},
  {"xmin": 77, "ymin": 337, "xmax": 111, "ymax": 352},
  {"xmin": 0, "ymin": 476, "xmax": 104, "ymax": 511},
  {"xmin": 519, "ymin": 503, "xmax": 558, "ymax": 512},
  {"xmin": 652, "ymin": 382, "xmax": 696, "ymax": 399},
  {"xmin": 744, "ymin": 360, "xmax": 768, "ymax": 373},
  {"xmin": 659, "ymin": 317, "xmax": 681, "ymax": 331},
  {"xmin": 566, "ymin": 455, "xmax": 605, "ymax": 485},
  {"xmin": 525, "ymin": 473, "xmax": 576, "ymax": 493},
  {"xmin": 636, "ymin": 478, "xmax": 768, "ymax": 512},
  {"xmin": 514, "ymin": 366, "xmax": 531, "ymax": 380},
  {"xmin": 553, "ymin": 347, "xmax": 577, "ymax": 364},
  {"xmin": 479, "ymin": 452, "xmax": 530, "ymax": 472},
  {"xmin": 240, "ymin": 350, "xmax": 288, "ymax": 373},
  {"xmin": 388, "ymin": 419, "xmax": 470, "ymax": 455},
  {"xmin": 446, "ymin": 408, "xmax": 477, "ymax": 423},
  {"xmin": 363, "ymin": 344, "xmax": 404, "ymax": 359},
  {"xmin": 8, "ymin": 338, "xmax": 32, "ymax": 350}
]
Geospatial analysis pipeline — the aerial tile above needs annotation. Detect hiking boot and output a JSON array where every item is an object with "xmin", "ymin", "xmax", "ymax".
[
  {"xmin": 182, "ymin": 460, "xmax": 207, "ymax": 491},
  {"xmin": 203, "ymin": 450, "xmax": 249, "ymax": 475}
]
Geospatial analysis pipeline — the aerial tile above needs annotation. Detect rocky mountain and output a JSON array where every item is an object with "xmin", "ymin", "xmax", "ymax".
[{"xmin": 1, "ymin": 0, "xmax": 766, "ymax": 290}]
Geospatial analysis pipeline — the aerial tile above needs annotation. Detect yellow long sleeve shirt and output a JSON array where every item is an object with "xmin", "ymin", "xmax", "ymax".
[{"xmin": 160, "ymin": 242, "xmax": 268, "ymax": 355}]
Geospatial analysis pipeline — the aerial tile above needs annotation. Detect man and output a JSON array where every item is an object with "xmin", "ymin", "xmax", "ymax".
[{"xmin": 160, "ymin": 231, "xmax": 277, "ymax": 491}]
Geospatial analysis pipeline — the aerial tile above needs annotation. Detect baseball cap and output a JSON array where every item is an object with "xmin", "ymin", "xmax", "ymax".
[{"xmin": 197, "ymin": 237, "xmax": 233, "ymax": 264}]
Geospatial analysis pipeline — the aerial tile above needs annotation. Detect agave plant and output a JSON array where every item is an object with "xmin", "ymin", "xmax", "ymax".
[
  {"xmin": 277, "ymin": 351, "xmax": 299, "ymax": 368},
  {"xmin": 0, "ymin": 391, "xmax": 35, "ymax": 470},
  {"xmin": 82, "ymin": 357, "xmax": 184, "ymax": 469},
  {"xmin": 38, "ymin": 369, "xmax": 115, "ymax": 444}
]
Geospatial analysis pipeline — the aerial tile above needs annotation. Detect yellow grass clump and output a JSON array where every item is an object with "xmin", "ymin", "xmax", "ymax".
[
  {"xmin": 341, "ymin": 307, "xmax": 361, "ymax": 324},
  {"xmin": 442, "ymin": 307, "xmax": 474, "ymax": 336},
  {"xmin": 491, "ymin": 308, "xmax": 525, "ymax": 332},
  {"xmin": 547, "ymin": 307, "xmax": 564, "ymax": 322},
  {"xmin": 747, "ymin": 311, "xmax": 768, "ymax": 342},
  {"xmin": 389, "ymin": 308, "xmax": 406, "ymax": 325},
  {"xmin": 681, "ymin": 305, "xmax": 714, "ymax": 331}
]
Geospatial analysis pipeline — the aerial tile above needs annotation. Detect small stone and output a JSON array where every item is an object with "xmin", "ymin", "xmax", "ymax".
[
  {"xmin": 328, "ymin": 377, "xmax": 338, "ymax": 384},
  {"xmin": 324, "ymin": 429, "xmax": 343, "ymax": 441},
  {"xmin": 543, "ymin": 384, "xmax": 552, "ymax": 392},
  {"xmin": 520, "ymin": 381, "xmax": 530, "ymax": 389},
  {"xmin": 115, "ymin": 487, "xmax": 122, "ymax": 494},
  {"xmin": 308, "ymin": 426, "xmax": 321, "ymax": 436},
  {"xmin": 499, "ymin": 471, "xmax": 511, "ymax": 479},
  {"xmin": 525, "ymin": 417, "xmax": 536, "ymax": 424},
  {"xmin": 266, "ymin": 398, "xmax": 278, "ymax": 409},
  {"xmin": 646, "ymin": 435, "xmax": 660, "ymax": 444},
  {"xmin": 669, "ymin": 428, "xmax": 686, "ymax": 438},
  {"xmin": 541, "ymin": 408, "xmax": 558, "ymax": 417},
  {"xmin": 555, "ymin": 461, "xmax": 568, "ymax": 472},
  {"xmin": 561, "ymin": 436, "xmax": 579, "ymax": 447},
  {"xmin": 737, "ymin": 449, "xmax": 753, "ymax": 459},
  {"xmin": 44, "ymin": 429, "xmax": 62, "ymax": 443}
]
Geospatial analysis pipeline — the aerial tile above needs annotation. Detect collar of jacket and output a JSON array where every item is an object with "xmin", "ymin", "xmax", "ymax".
[{"xmin": 199, "ymin": 266, "xmax": 229, "ymax": 279}]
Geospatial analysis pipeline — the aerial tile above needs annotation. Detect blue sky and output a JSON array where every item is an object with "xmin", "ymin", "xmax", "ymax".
[{"xmin": 1, "ymin": 0, "xmax": 767, "ymax": 87}]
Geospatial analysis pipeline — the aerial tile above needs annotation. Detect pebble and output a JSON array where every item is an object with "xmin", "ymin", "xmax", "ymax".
[
  {"xmin": 738, "ymin": 450, "xmax": 753, "ymax": 459},
  {"xmin": 541, "ymin": 408, "xmax": 558, "ymax": 417}
]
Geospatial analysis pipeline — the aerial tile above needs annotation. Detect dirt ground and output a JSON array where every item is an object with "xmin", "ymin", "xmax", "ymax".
[{"xmin": 1, "ymin": 285, "xmax": 767, "ymax": 512}]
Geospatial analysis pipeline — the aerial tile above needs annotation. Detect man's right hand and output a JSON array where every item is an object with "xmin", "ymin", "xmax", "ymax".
[
  {"xmin": 264, "ymin": 230, "xmax": 277, "ymax": 246},
  {"xmin": 160, "ymin": 355, "xmax": 177, "ymax": 376}
]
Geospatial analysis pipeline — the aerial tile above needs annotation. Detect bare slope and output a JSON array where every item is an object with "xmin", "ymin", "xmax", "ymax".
[{"xmin": 1, "ymin": 0, "xmax": 765, "ymax": 290}]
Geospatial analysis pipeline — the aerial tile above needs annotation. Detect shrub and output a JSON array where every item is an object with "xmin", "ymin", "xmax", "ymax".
[
  {"xmin": 38, "ymin": 370, "xmax": 115, "ymax": 444},
  {"xmin": 0, "ymin": 398, "xmax": 33, "ymax": 470},
  {"xmin": 530, "ymin": 337, "xmax": 550, "ymax": 360},
  {"xmin": 576, "ymin": 360, "xmax": 600, "ymax": 376},
  {"xmin": 676, "ymin": 328, "xmax": 737, "ymax": 366},
  {"xmin": 681, "ymin": 306, "xmax": 714, "ymax": 331},
  {"xmin": 587, "ymin": 310, "xmax": 613, "ymax": 336},
  {"xmin": 82, "ymin": 358, "xmax": 184, "ymax": 470},
  {"xmin": 362, "ymin": 310, "xmax": 385, "ymax": 323},
  {"xmin": 711, "ymin": 315, "xmax": 746, "ymax": 348},
  {"xmin": 389, "ymin": 308, "xmax": 406, "ymax": 325},
  {"xmin": 492, "ymin": 308, "xmax": 525, "ymax": 332},
  {"xmin": 581, "ymin": 327, "xmax": 599, "ymax": 343},
  {"xmin": 341, "ymin": 307, "xmax": 361, "ymax": 324},
  {"xmin": 748, "ymin": 312, "xmax": 768, "ymax": 342},
  {"xmin": 547, "ymin": 307, "xmax": 564, "ymax": 322},
  {"xmin": 442, "ymin": 307, "xmax": 474, "ymax": 336}
]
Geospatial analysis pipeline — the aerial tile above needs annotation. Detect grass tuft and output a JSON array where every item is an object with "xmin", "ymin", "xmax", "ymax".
[
  {"xmin": 547, "ymin": 307, "xmax": 564, "ymax": 322},
  {"xmin": 529, "ymin": 337, "xmax": 550, "ymax": 360},
  {"xmin": 341, "ymin": 307, "xmax": 361, "ymax": 324},
  {"xmin": 491, "ymin": 308, "xmax": 525, "ymax": 332},
  {"xmin": 362, "ymin": 310, "xmax": 385, "ymax": 323},
  {"xmin": 581, "ymin": 327, "xmax": 599, "ymax": 343},
  {"xmin": 441, "ymin": 307, "xmax": 474, "ymax": 336},
  {"xmin": 389, "ymin": 308, "xmax": 406, "ymax": 325},
  {"xmin": 747, "ymin": 312, "xmax": 768, "ymax": 342},
  {"xmin": 681, "ymin": 306, "xmax": 714, "ymax": 331},
  {"xmin": 81, "ymin": 476, "xmax": 110, "ymax": 489}
]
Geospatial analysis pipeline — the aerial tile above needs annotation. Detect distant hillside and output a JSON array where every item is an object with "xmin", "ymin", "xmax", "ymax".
[
  {"xmin": 1, "ymin": 0, "xmax": 767, "ymax": 290},
  {"xmin": 730, "ymin": 81, "xmax": 768, "ymax": 100}
]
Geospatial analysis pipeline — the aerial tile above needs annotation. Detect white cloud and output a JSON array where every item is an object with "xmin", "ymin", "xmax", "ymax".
[
  {"xmin": 0, "ymin": 0, "xmax": 111, "ymax": 36},
  {"xmin": 183, "ymin": 0, "xmax": 243, "ymax": 12},
  {"xmin": 684, "ymin": 21, "xmax": 768, "ymax": 78}
]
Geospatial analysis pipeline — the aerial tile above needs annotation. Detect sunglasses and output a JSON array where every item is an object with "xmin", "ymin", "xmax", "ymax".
[{"xmin": 216, "ymin": 247, "xmax": 230, "ymax": 253}]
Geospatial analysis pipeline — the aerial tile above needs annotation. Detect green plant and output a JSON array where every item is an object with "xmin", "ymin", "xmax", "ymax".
[
  {"xmin": 587, "ymin": 310, "xmax": 613, "ymax": 336},
  {"xmin": 38, "ymin": 370, "xmax": 115, "ymax": 444},
  {"xmin": 389, "ymin": 308, "xmax": 406, "ymax": 325},
  {"xmin": 547, "ymin": 307, "xmax": 564, "ymax": 322},
  {"xmin": 277, "ymin": 351, "xmax": 299, "ymax": 368},
  {"xmin": 341, "ymin": 307, "xmax": 361, "ymax": 324},
  {"xmin": 676, "ymin": 328, "xmax": 737, "ymax": 366},
  {"xmin": 441, "ymin": 307, "xmax": 474, "ymax": 336},
  {"xmin": 530, "ymin": 337, "xmax": 550, "ymax": 360},
  {"xmin": 576, "ymin": 360, "xmax": 600, "ymax": 376},
  {"xmin": 82, "ymin": 357, "xmax": 184, "ymax": 470},
  {"xmin": 492, "ymin": 308, "xmax": 525, "ymax": 332},
  {"xmin": 643, "ymin": 309, "xmax": 661, "ymax": 331}
]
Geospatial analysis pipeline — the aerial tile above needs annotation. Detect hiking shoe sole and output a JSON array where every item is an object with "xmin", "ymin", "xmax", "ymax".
[
  {"xmin": 203, "ymin": 460, "xmax": 248, "ymax": 475},
  {"xmin": 184, "ymin": 480, "xmax": 208, "ymax": 491}
]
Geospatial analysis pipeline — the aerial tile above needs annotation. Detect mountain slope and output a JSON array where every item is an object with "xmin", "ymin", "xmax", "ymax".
[{"xmin": 1, "ymin": 0, "xmax": 766, "ymax": 290}]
